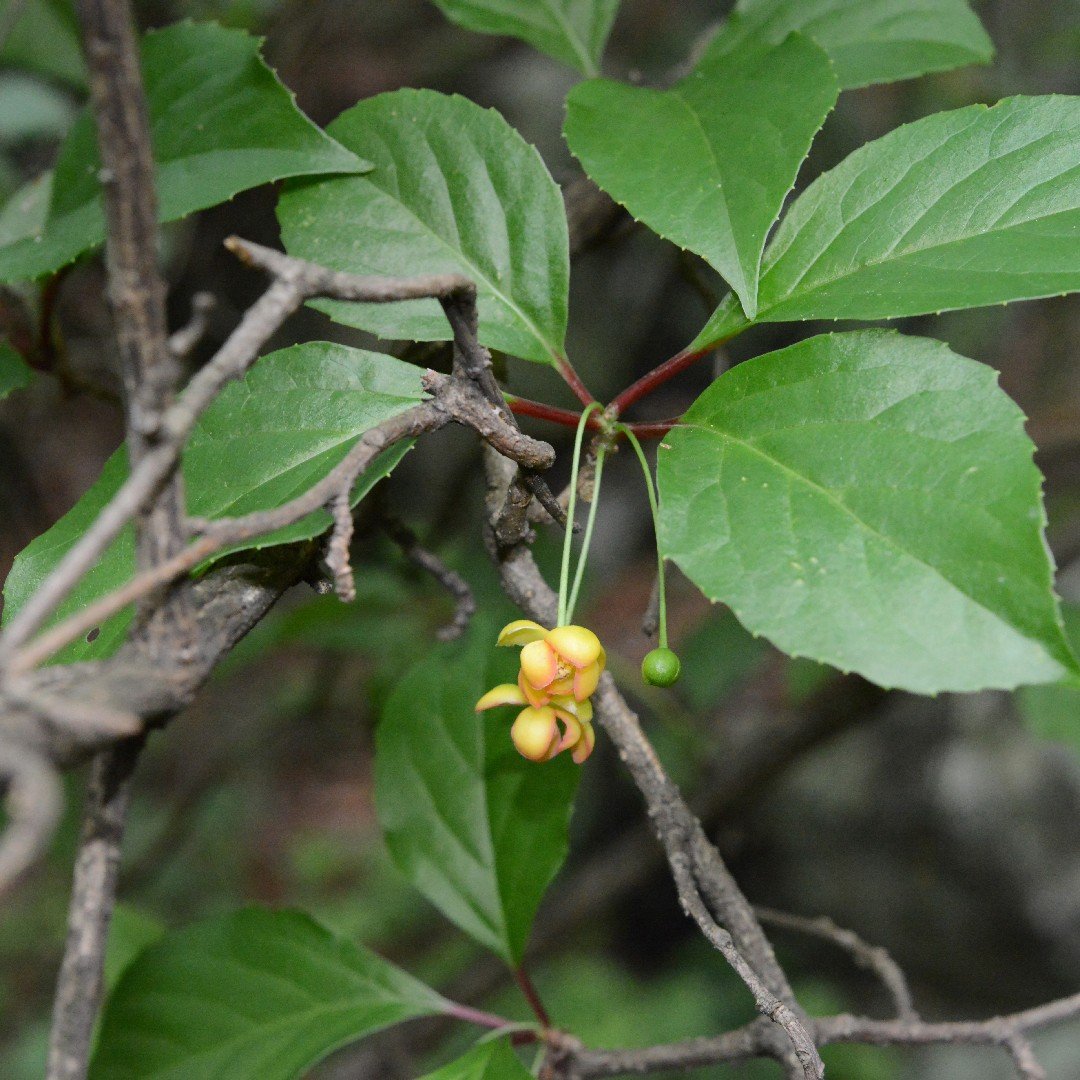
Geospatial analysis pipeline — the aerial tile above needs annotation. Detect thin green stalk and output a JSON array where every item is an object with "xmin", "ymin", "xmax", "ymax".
[
  {"xmin": 617, "ymin": 424, "xmax": 668, "ymax": 649},
  {"xmin": 557, "ymin": 402, "xmax": 603, "ymax": 627},
  {"xmin": 565, "ymin": 443, "xmax": 606, "ymax": 625}
]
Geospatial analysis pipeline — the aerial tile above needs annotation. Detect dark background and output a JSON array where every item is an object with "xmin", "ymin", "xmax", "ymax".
[{"xmin": 1, "ymin": 1, "xmax": 1079, "ymax": 1077}]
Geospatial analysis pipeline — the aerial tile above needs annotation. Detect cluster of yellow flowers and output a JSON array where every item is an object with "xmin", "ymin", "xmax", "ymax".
[{"xmin": 475, "ymin": 620, "xmax": 606, "ymax": 764}]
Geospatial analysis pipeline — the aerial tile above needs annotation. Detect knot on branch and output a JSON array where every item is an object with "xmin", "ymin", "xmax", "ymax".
[{"xmin": 424, "ymin": 370, "xmax": 556, "ymax": 470}]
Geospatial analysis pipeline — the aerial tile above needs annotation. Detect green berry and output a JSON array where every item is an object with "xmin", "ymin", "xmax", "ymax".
[{"xmin": 642, "ymin": 647, "xmax": 680, "ymax": 687}]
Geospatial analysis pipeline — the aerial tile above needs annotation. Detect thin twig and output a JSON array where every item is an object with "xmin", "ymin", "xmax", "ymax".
[
  {"xmin": 670, "ymin": 858, "xmax": 822, "ymax": 1077},
  {"xmin": 167, "ymin": 292, "xmax": 215, "ymax": 359},
  {"xmin": 755, "ymin": 907, "xmax": 918, "ymax": 1022},
  {"xmin": 384, "ymin": 519, "xmax": 476, "ymax": 642},
  {"xmin": 45, "ymin": 4, "xmax": 180, "ymax": 1078},
  {"xmin": 10, "ymin": 370, "xmax": 552, "ymax": 672}
]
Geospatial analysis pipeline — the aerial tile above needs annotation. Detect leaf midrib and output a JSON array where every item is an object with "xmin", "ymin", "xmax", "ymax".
[
  {"xmin": 668, "ymin": 88, "xmax": 747, "ymax": 306},
  {"xmin": 539, "ymin": 0, "xmax": 596, "ymax": 75},
  {"xmin": 361, "ymin": 172, "xmax": 559, "ymax": 364},
  {"xmin": 676, "ymin": 420, "xmax": 1061, "ymax": 662}
]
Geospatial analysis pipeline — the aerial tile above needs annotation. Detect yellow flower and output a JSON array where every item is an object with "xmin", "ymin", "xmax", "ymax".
[
  {"xmin": 498, "ymin": 620, "xmax": 605, "ymax": 703},
  {"xmin": 475, "ymin": 621, "xmax": 604, "ymax": 764}
]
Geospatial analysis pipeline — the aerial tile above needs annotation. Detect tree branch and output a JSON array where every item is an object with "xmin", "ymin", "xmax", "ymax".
[
  {"xmin": 567, "ymin": 993, "xmax": 1080, "ymax": 1078},
  {"xmin": 46, "ymin": 1, "xmax": 179, "ymax": 1075},
  {"xmin": 0, "ymin": 243, "xmax": 557, "ymax": 906},
  {"xmin": 0, "ymin": 241, "xmax": 477, "ymax": 663},
  {"xmin": 46, "ymin": 736, "xmax": 144, "ymax": 1080}
]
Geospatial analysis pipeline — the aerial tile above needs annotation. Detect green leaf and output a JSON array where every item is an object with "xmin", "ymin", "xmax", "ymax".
[
  {"xmin": 0, "ymin": 173, "xmax": 51, "ymax": 249},
  {"xmin": 1017, "ymin": 604, "xmax": 1080, "ymax": 754},
  {"xmin": 694, "ymin": 95, "xmax": 1080, "ymax": 348},
  {"xmin": 278, "ymin": 89, "xmax": 569, "ymax": 366},
  {"xmin": 714, "ymin": 0, "xmax": 993, "ymax": 89},
  {"xmin": 0, "ymin": 22, "xmax": 366, "ymax": 284},
  {"xmin": 374, "ymin": 623, "xmax": 579, "ymax": 964},
  {"xmin": 430, "ymin": 0, "xmax": 620, "ymax": 76},
  {"xmin": 102, "ymin": 906, "xmax": 165, "ymax": 994},
  {"xmin": 0, "ymin": 0, "xmax": 85, "ymax": 89},
  {"xmin": 0, "ymin": 344, "xmax": 32, "ymax": 399},
  {"xmin": 2, "ymin": 343, "xmax": 425, "ymax": 663},
  {"xmin": 89, "ymin": 908, "xmax": 447, "ymax": 1080},
  {"xmin": 419, "ymin": 1042, "xmax": 532, "ymax": 1079},
  {"xmin": 565, "ymin": 33, "xmax": 836, "ymax": 319},
  {"xmin": 658, "ymin": 330, "xmax": 1078, "ymax": 695}
]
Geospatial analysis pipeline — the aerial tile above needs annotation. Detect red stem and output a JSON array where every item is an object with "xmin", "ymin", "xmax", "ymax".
[
  {"xmin": 507, "ymin": 397, "xmax": 679, "ymax": 438},
  {"xmin": 554, "ymin": 354, "xmax": 596, "ymax": 406},
  {"xmin": 609, "ymin": 346, "xmax": 708, "ymax": 417},
  {"xmin": 508, "ymin": 396, "xmax": 601, "ymax": 429},
  {"xmin": 515, "ymin": 966, "xmax": 553, "ymax": 1029}
]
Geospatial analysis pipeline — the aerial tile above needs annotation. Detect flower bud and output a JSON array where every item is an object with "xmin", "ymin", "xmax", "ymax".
[{"xmin": 511, "ymin": 706, "xmax": 559, "ymax": 761}]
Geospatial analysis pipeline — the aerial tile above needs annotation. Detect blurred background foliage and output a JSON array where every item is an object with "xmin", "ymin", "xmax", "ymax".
[{"xmin": 0, "ymin": 1, "xmax": 1079, "ymax": 1077}]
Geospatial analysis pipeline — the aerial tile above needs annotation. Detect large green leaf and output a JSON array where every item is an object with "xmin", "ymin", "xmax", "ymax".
[
  {"xmin": 658, "ymin": 331, "xmax": 1078, "ymax": 695},
  {"xmin": 714, "ymin": 0, "xmax": 993, "ymax": 89},
  {"xmin": 420, "ymin": 1042, "xmax": 533, "ymax": 1079},
  {"xmin": 278, "ymin": 89, "xmax": 569, "ymax": 366},
  {"xmin": 694, "ymin": 95, "xmax": 1080, "ymax": 348},
  {"xmin": 565, "ymin": 33, "xmax": 836, "ymax": 319},
  {"xmin": 0, "ymin": 22, "xmax": 366, "ymax": 284},
  {"xmin": 1017, "ymin": 604, "xmax": 1080, "ymax": 755},
  {"xmin": 89, "ymin": 908, "xmax": 447, "ymax": 1080},
  {"xmin": 430, "ymin": 0, "xmax": 620, "ymax": 76},
  {"xmin": 374, "ymin": 624, "xmax": 579, "ymax": 964},
  {"xmin": 2, "ymin": 343, "xmax": 425, "ymax": 663}
]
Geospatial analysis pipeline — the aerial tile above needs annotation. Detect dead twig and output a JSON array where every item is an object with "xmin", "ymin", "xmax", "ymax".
[
  {"xmin": 383, "ymin": 518, "xmax": 476, "ymax": 641},
  {"xmin": 754, "ymin": 906, "xmax": 917, "ymax": 1022},
  {"xmin": 167, "ymin": 292, "xmax": 215, "ymax": 359}
]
